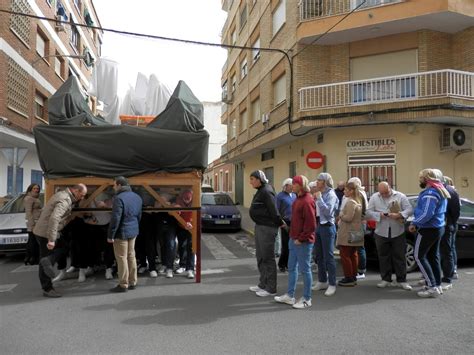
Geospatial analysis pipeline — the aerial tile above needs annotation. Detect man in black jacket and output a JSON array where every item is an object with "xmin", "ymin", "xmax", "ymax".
[
  {"xmin": 248, "ymin": 170, "xmax": 285, "ymax": 297},
  {"xmin": 440, "ymin": 176, "xmax": 461, "ymax": 290}
]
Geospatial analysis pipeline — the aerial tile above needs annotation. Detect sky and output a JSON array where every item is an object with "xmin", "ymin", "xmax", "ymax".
[{"xmin": 92, "ymin": 0, "xmax": 227, "ymax": 102}]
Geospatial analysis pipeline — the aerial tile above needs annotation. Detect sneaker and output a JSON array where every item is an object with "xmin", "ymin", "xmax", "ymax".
[
  {"xmin": 397, "ymin": 282, "xmax": 413, "ymax": 291},
  {"xmin": 175, "ymin": 267, "xmax": 186, "ymax": 274},
  {"xmin": 39, "ymin": 257, "xmax": 56, "ymax": 279},
  {"xmin": 78, "ymin": 268, "xmax": 86, "ymax": 283},
  {"xmin": 249, "ymin": 285, "xmax": 265, "ymax": 292},
  {"xmin": 165, "ymin": 269, "xmax": 174, "ymax": 278},
  {"xmin": 43, "ymin": 288, "xmax": 62, "ymax": 298},
  {"xmin": 356, "ymin": 272, "xmax": 366, "ymax": 280},
  {"xmin": 312, "ymin": 281, "xmax": 328, "ymax": 291},
  {"xmin": 128, "ymin": 284, "xmax": 136, "ymax": 290},
  {"xmin": 52, "ymin": 270, "xmax": 66, "ymax": 283},
  {"xmin": 338, "ymin": 277, "xmax": 356, "ymax": 287},
  {"xmin": 105, "ymin": 268, "xmax": 113, "ymax": 280},
  {"xmin": 186, "ymin": 270, "xmax": 195, "ymax": 279},
  {"xmin": 66, "ymin": 266, "xmax": 76, "ymax": 273},
  {"xmin": 149, "ymin": 270, "xmax": 158, "ymax": 278},
  {"xmin": 256, "ymin": 290, "xmax": 277, "ymax": 297},
  {"xmin": 292, "ymin": 297, "xmax": 312, "ymax": 309},
  {"xmin": 417, "ymin": 279, "xmax": 426, "ymax": 286},
  {"xmin": 274, "ymin": 293, "xmax": 296, "ymax": 305},
  {"xmin": 441, "ymin": 283, "xmax": 453, "ymax": 291},
  {"xmin": 85, "ymin": 267, "xmax": 94, "ymax": 276},
  {"xmin": 158, "ymin": 266, "xmax": 167, "ymax": 274},
  {"xmin": 437, "ymin": 286, "xmax": 444, "ymax": 295},
  {"xmin": 110, "ymin": 285, "xmax": 127, "ymax": 293},
  {"xmin": 452, "ymin": 272, "xmax": 459, "ymax": 280},
  {"xmin": 324, "ymin": 285, "xmax": 336, "ymax": 297},
  {"xmin": 417, "ymin": 287, "xmax": 440, "ymax": 298},
  {"xmin": 138, "ymin": 266, "xmax": 147, "ymax": 274},
  {"xmin": 377, "ymin": 280, "xmax": 391, "ymax": 288}
]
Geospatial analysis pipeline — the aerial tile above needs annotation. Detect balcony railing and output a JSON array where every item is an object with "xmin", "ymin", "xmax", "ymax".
[
  {"xmin": 299, "ymin": 70, "xmax": 474, "ymax": 111},
  {"xmin": 299, "ymin": 0, "xmax": 402, "ymax": 21}
]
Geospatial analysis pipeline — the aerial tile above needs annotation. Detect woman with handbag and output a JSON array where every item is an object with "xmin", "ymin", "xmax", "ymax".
[{"xmin": 336, "ymin": 182, "xmax": 365, "ymax": 287}]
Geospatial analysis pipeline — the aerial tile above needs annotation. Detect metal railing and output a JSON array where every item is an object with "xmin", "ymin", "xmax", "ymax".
[
  {"xmin": 299, "ymin": 69, "xmax": 474, "ymax": 111},
  {"xmin": 299, "ymin": 0, "xmax": 402, "ymax": 21}
]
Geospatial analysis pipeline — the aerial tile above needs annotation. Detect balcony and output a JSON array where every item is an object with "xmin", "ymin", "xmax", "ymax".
[
  {"xmin": 299, "ymin": 69, "xmax": 474, "ymax": 111},
  {"xmin": 299, "ymin": 0, "xmax": 402, "ymax": 21}
]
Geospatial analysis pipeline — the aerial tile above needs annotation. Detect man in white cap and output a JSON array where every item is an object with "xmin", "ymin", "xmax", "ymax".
[
  {"xmin": 312, "ymin": 172, "xmax": 339, "ymax": 297},
  {"xmin": 276, "ymin": 178, "xmax": 296, "ymax": 272}
]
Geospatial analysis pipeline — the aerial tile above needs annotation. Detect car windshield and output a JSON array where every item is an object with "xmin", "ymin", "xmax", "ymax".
[
  {"xmin": 0, "ymin": 194, "xmax": 44, "ymax": 214},
  {"xmin": 202, "ymin": 194, "xmax": 234, "ymax": 206}
]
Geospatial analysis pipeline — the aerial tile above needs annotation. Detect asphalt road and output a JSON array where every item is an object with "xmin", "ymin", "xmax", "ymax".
[{"xmin": 1, "ymin": 231, "xmax": 473, "ymax": 354}]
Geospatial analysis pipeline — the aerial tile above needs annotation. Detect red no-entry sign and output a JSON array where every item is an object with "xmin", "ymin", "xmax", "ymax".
[{"xmin": 306, "ymin": 151, "xmax": 324, "ymax": 169}]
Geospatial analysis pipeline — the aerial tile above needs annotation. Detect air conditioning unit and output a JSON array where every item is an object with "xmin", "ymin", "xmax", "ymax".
[
  {"xmin": 440, "ymin": 127, "xmax": 472, "ymax": 151},
  {"xmin": 55, "ymin": 15, "xmax": 66, "ymax": 32},
  {"xmin": 222, "ymin": 92, "xmax": 233, "ymax": 104},
  {"xmin": 261, "ymin": 113, "xmax": 269, "ymax": 124}
]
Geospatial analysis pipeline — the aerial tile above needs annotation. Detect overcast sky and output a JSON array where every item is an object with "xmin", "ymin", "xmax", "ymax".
[{"xmin": 93, "ymin": 0, "xmax": 227, "ymax": 102}]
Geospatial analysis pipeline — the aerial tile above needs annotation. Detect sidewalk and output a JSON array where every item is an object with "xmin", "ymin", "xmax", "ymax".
[{"xmin": 237, "ymin": 205, "xmax": 255, "ymax": 236}]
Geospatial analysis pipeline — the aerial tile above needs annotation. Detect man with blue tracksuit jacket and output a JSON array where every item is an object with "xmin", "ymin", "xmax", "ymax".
[
  {"xmin": 108, "ymin": 176, "xmax": 143, "ymax": 292},
  {"xmin": 409, "ymin": 168, "xmax": 450, "ymax": 298}
]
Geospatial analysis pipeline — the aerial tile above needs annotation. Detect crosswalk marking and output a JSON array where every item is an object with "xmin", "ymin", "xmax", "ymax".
[
  {"xmin": 11, "ymin": 265, "xmax": 38, "ymax": 273},
  {"xmin": 0, "ymin": 284, "xmax": 17, "ymax": 292},
  {"xmin": 201, "ymin": 234, "xmax": 238, "ymax": 260},
  {"xmin": 201, "ymin": 268, "xmax": 231, "ymax": 275}
]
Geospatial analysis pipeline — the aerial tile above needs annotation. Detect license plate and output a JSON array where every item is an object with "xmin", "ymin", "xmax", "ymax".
[
  {"xmin": 215, "ymin": 220, "xmax": 231, "ymax": 224},
  {"xmin": 0, "ymin": 235, "xmax": 28, "ymax": 244}
]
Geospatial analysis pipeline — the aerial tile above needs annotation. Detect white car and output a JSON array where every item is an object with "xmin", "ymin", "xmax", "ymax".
[{"xmin": 0, "ymin": 194, "xmax": 44, "ymax": 254}]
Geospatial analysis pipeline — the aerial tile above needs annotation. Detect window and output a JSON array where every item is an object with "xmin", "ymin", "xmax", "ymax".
[
  {"xmin": 231, "ymin": 28, "xmax": 236, "ymax": 45},
  {"xmin": 222, "ymin": 81, "xmax": 228, "ymax": 101},
  {"xmin": 264, "ymin": 167, "xmax": 274, "ymax": 187},
  {"xmin": 31, "ymin": 170, "xmax": 43, "ymax": 189},
  {"xmin": 273, "ymin": 74, "xmax": 286, "ymax": 106},
  {"xmin": 252, "ymin": 37, "xmax": 260, "ymax": 62},
  {"xmin": 289, "ymin": 161, "xmax": 296, "ymax": 179},
  {"xmin": 231, "ymin": 74, "xmax": 236, "ymax": 92},
  {"xmin": 70, "ymin": 20, "xmax": 80, "ymax": 52},
  {"xmin": 7, "ymin": 166, "xmax": 24, "ymax": 195},
  {"xmin": 240, "ymin": 3, "xmax": 247, "ymax": 30},
  {"xmin": 55, "ymin": 52, "xmax": 65, "ymax": 78},
  {"xmin": 251, "ymin": 97, "xmax": 260, "ymax": 124},
  {"xmin": 272, "ymin": 0, "xmax": 286, "ymax": 36},
  {"xmin": 73, "ymin": 0, "xmax": 82, "ymax": 13},
  {"xmin": 35, "ymin": 91, "xmax": 47, "ymax": 120},
  {"xmin": 240, "ymin": 58, "xmax": 248, "ymax": 79},
  {"xmin": 261, "ymin": 150, "xmax": 274, "ymax": 161},
  {"xmin": 240, "ymin": 109, "xmax": 248, "ymax": 132},
  {"xmin": 36, "ymin": 29, "xmax": 48, "ymax": 57},
  {"xmin": 230, "ymin": 119, "xmax": 237, "ymax": 139}
]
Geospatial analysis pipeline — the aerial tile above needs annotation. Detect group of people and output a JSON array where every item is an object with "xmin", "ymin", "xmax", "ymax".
[
  {"xmin": 24, "ymin": 177, "xmax": 196, "ymax": 298},
  {"xmin": 248, "ymin": 167, "xmax": 460, "ymax": 309}
]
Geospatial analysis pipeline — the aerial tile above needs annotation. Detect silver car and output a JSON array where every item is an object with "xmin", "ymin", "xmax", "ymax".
[{"xmin": 0, "ymin": 194, "xmax": 44, "ymax": 254}]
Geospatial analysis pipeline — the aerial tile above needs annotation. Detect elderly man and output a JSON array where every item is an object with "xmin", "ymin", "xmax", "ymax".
[
  {"xmin": 312, "ymin": 172, "xmax": 339, "ymax": 297},
  {"xmin": 34, "ymin": 184, "xmax": 87, "ymax": 298},
  {"xmin": 366, "ymin": 182, "xmax": 413, "ymax": 290},
  {"xmin": 276, "ymin": 178, "xmax": 296, "ymax": 272}
]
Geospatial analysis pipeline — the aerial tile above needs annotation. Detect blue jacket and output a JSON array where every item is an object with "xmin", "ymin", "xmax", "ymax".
[
  {"xmin": 276, "ymin": 191, "xmax": 296, "ymax": 224},
  {"xmin": 108, "ymin": 187, "xmax": 143, "ymax": 240},
  {"xmin": 412, "ymin": 187, "xmax": 447, "ymax": 229}
]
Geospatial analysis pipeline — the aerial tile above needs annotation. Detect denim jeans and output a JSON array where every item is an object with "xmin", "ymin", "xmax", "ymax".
[
  {"xmin": 158, "ymin": 223, "xmax": 177, "ymax": 270},
  {"xmin": 358, "ymin": 246, "xmax": 366, "ymax": 273},
  {"xmin": 287, "ymin": 239, "xmax": 314, "ymax": 300},
  {"xmin": 315, "ymin": 224, "xmax": 337, "ymax": 286},
  {"xmin": 440, "ymin": 224, "xmax": 456, "ymax": 283},
  {"xmin": 177, "ymin": 228, "xmax": 194, "ymax": 271},
  {"xmin": 415, "ymin": 227, "xmax": 444, "ymax": 287}
]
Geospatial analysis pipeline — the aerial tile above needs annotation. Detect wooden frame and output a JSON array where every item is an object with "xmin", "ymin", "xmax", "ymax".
[{"xmin": 45, "ymin": 171, "xmax": 203, "ymax": 283}]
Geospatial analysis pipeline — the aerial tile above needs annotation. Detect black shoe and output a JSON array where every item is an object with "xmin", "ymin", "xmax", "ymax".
[
  {"xmin": 128, "ymin": 284, "xmax": 136, "ymax": 290},
  {"xmin": 338, "ymin": 277, "xmax": 356, "ymax": 287},
  {"xmin": 39, "ymin": 257, "xmax": 56, "ymax": 279},
  {"xmin": 110, "ymin": 285, "xmax": 127, "ymax": 293},
  {"xmin": 43, "ymin": 288, "xmax": 62, "ymax": 298},
  {"xmin": 279, "ymin": 267, "xmax": 287, "ymax": 273}
]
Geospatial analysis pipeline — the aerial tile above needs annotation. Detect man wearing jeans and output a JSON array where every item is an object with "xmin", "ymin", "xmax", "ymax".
[
  {"xmin": 312, "ymin": 172, "xmax": 338, "ymax": 297},
  {"xmin": 248, "ymin": 170, "xmax": 285, "ymax": 297},
  {"xmin": 108, "ymin": 176, "xmax": 142, "ymax": 292}
]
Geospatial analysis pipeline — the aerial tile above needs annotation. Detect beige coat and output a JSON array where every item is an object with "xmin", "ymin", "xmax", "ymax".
[
  {"xmin": 336, "ymin": 198, "xmax": 364, "ymax": 247},
  {"xmin": 33, "ymin": 189, "xmax": 75, "ymax": 242},
  {"xmin": 23, "ymin": 194, "xmax": 42, "ymax": 232}
]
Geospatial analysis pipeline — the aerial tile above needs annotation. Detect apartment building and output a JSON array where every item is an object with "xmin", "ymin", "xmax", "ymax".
[
  {"xmin": 220, "ymin": 0, "xmax": 474, "ymax": 206},
  {"xmin": 0, "ymin": 0, "xmax": 102, "ymax": 196}
]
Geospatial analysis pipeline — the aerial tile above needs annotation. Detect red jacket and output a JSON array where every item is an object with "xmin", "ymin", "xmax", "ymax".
[{"xmin": 289, "ymin": 191, "xmax": 316, "ymax": 243}]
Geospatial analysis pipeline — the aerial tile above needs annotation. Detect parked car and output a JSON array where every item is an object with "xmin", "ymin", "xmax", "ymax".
[
  {"xmin": 201, "ymin": 193, "xmax": 241, "ymax": 231},
  {"xmin": 364, "ymin": 196, "xmax": 474, "ymax": 272},
  {"xmin": 201, "ymin": 184, "xmax": 214, "ymax": 193},
  {"xmin": 0, "ymin": 193, "xmax": 44, "ymax": 254}
]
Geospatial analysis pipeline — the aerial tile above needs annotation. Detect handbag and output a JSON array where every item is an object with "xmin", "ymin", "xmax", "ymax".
[{"xmin": 348, "ymin": 225, "xmax": 365, "ymax": 243}]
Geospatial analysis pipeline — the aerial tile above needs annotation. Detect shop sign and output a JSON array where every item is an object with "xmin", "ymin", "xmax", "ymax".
[{"xmin": 346, "ymin": 138, "xmax": 396, "ymax": 153}]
